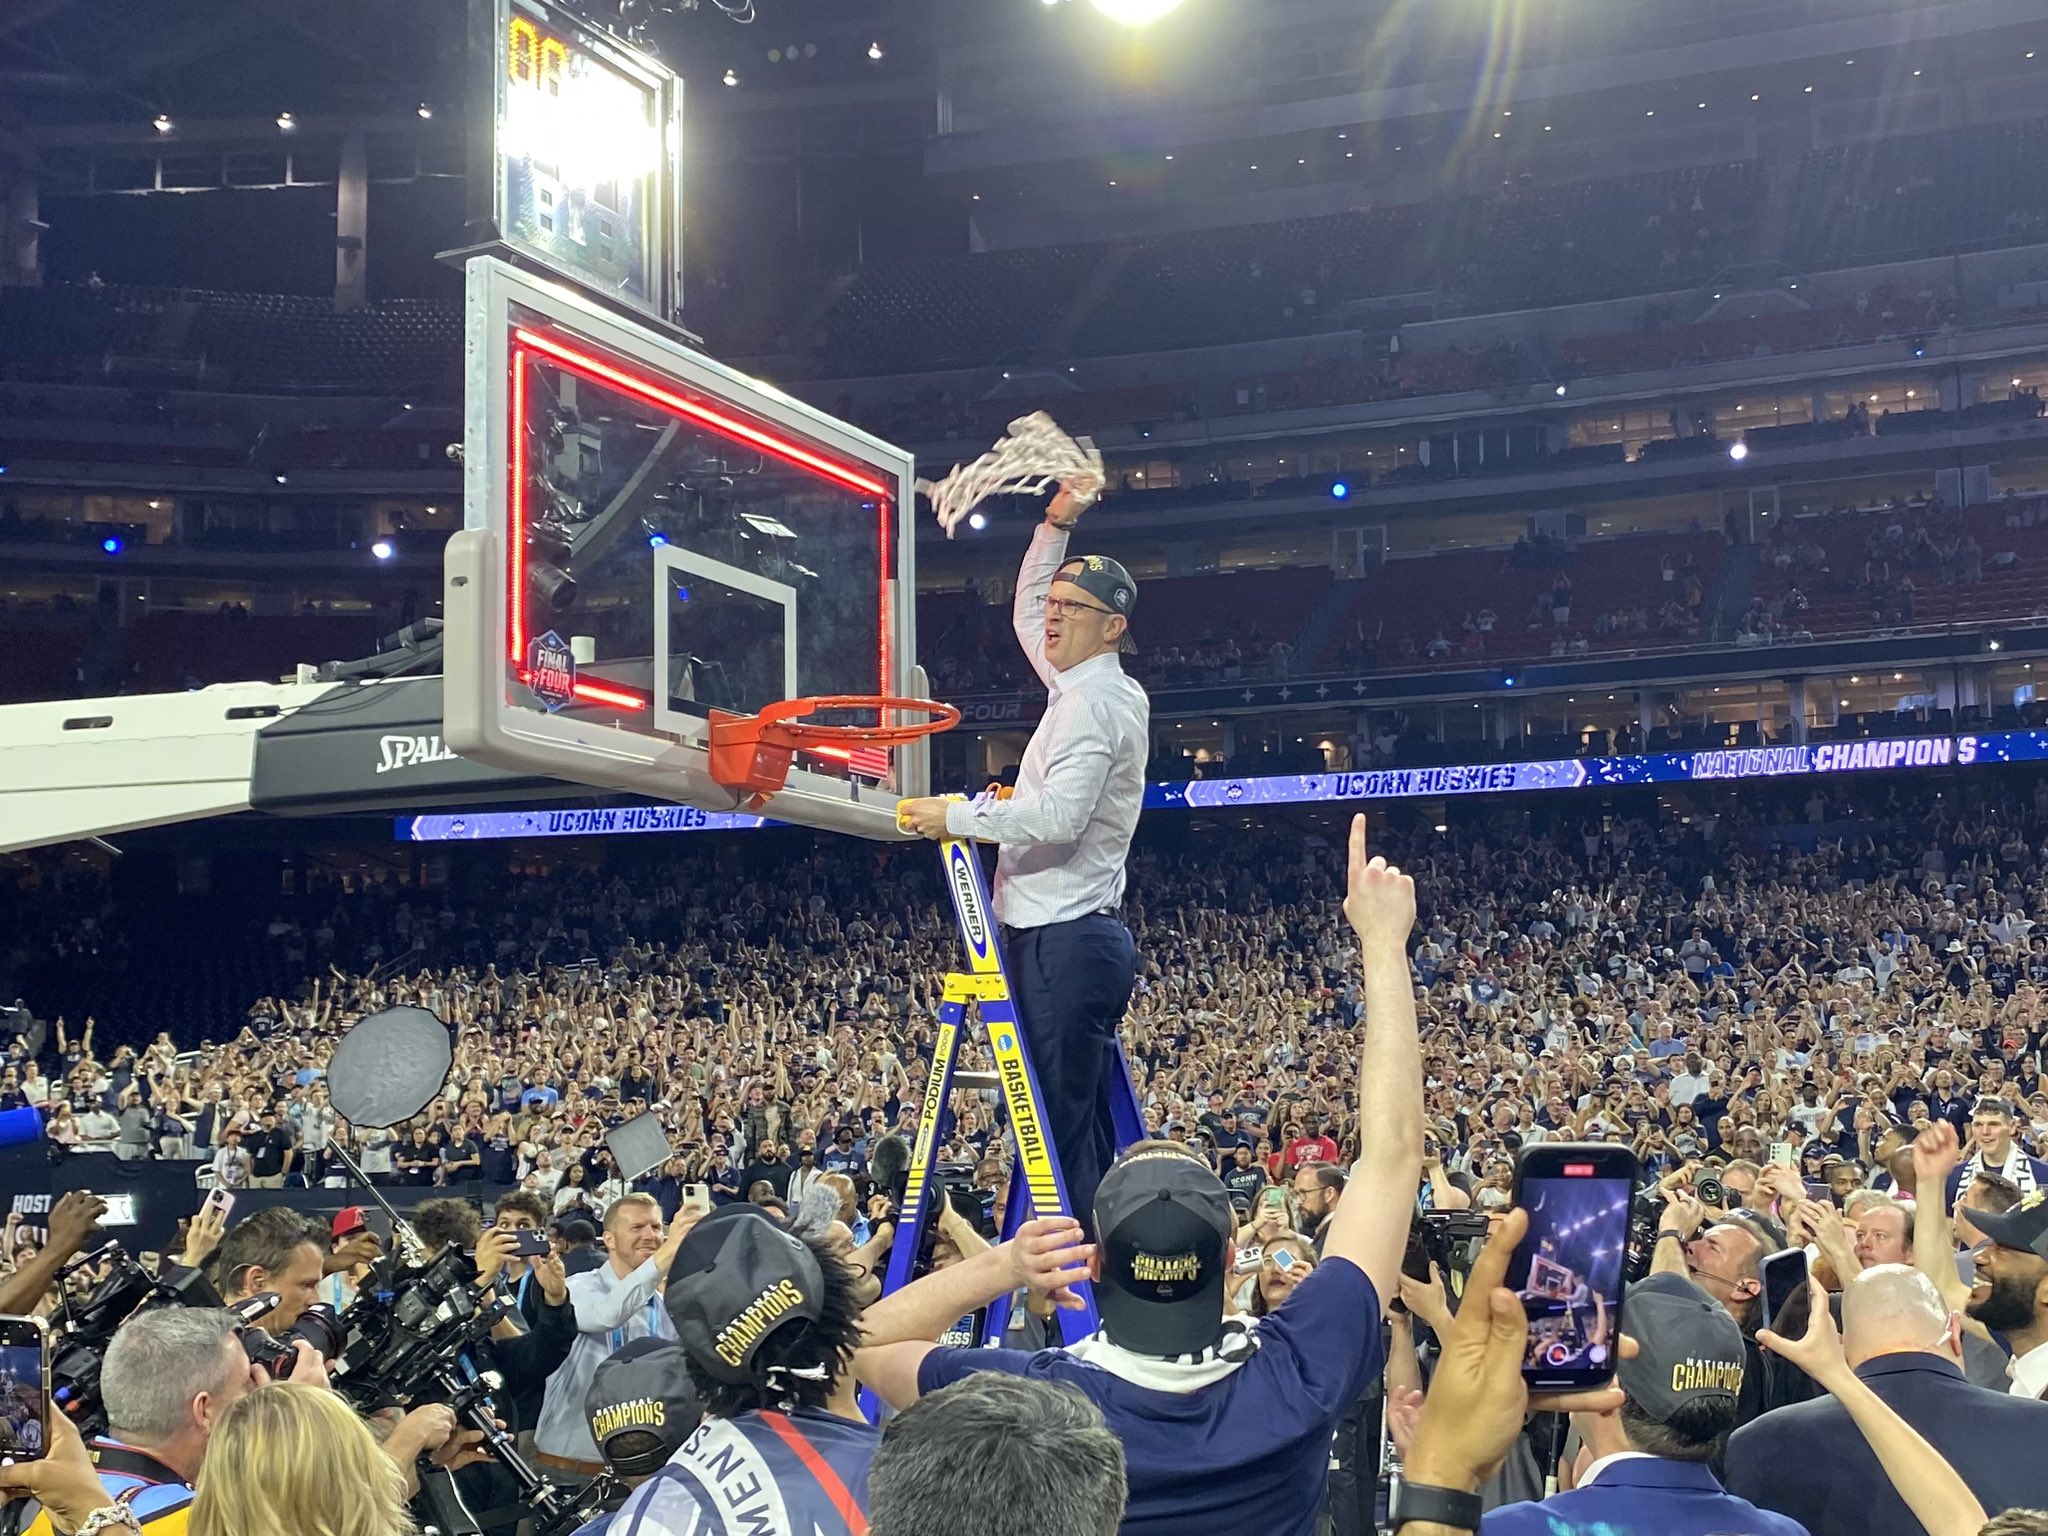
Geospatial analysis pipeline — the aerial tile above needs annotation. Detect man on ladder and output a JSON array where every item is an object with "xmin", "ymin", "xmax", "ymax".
[{"xmin": 899, "ymin": 481, "xmax": 1147, "ymax": 1225}]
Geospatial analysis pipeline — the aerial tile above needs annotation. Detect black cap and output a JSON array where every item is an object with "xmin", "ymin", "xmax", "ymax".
[
  {"xmin": 665, "ymin": 1206, "xmax": 824, "ymax": 1383},
  {"xmin": 1053, "ymin": 554, "xmax": 1137, "ymax": 629},
  {"xmin": 1966, "ymin": 1187, "xmax": 2048, "ymax": 1259},
  {"xmin": 1618, "ymin": 1272, "xmax": 1745, "ymax": 1420},
  {"xmin": 584, "ymin": 1337, "xmax": 700, "ymax": 1477},
  {"xmin": 1092, "ymin": 1141, "xmax": 1230, "ymax": 1358}
]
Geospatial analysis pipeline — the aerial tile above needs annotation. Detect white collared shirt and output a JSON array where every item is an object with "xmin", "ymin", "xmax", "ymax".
[
  {"xmin": 2009, "ymin": 1338, "xmax": 2048, "ymax": 1398},
  {"xmin": 946, "ymin": 523, "xmax": 1148, "ymax": 929},
  {"xmin": 1578, "ymin": 1450, "xmax": 1656, "ymax": 1485}
]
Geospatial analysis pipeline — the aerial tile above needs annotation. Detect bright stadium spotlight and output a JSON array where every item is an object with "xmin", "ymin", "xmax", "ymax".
[
  {"xmin": 1728, "ymin": 441, "xmax": 1749, "ymax": 462},
  {"xmin": 722, "ymin": 67, "xmax": 738, "ymax": 86},
  {"xmin": 153, "ymin": 113, "xmax": 173, "ymax": 134},
  {"xmin": 417, "ymin": 102, "xmax": 434, "ymax": 119},
  {"xmin": 1089, "ymin": 0, "xmax": 1187, "ymax": 22},
  {"xmin": 1554, "ymin": 383, "xmax": 1568, "ymax": 397},
  {"xmin": 276, "ymin": 110, "xmax": 296, "ymax": 131},
  {"xmin": 371, "ymin": 539, "xmax": 396, "ymax": 561},
  {"xmin": 867, "ymin": 40, "xmax": 883, "ymax": 59}
]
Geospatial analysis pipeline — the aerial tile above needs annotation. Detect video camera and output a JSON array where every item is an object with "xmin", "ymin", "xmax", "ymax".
[
  {"xmin": 1399, "ymin": 1210, "xmax": 1492, "ymax": 1298},
  {"xmin": 1623, "ymin": 1167, "xmax": 1726, "ymax": 1283}
]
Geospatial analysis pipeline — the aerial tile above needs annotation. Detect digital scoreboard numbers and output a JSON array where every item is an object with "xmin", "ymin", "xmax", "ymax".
[{"xmin": 476, "ymin": 0, "xmax": 683, "ymax": 322}]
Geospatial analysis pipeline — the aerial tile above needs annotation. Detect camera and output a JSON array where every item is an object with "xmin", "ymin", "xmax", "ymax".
[
  {"xmin": 1623, "ymin": 1168, "xmax": 1725, "ymax": 1283},
  {"xmin": 1399, "ymin": 1211, "xmax": 1492, "ymax": 1294}
]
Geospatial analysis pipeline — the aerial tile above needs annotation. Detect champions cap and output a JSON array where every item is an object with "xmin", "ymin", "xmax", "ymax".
[
  {"xmin": 1092, "ymin": 1141, "xmax": 1231, "ymax": 1357},
  {"xmin": 584, "ymin": 1336, "xmax": 700, "ymax": 1477},
  {"xmin": 665, "ymin": 1206, "xmax": 824, "ymax": 1384},
  {"xmin": 1052, "ymin": 555, "xmax": 1138, "ymax": 652},
  {"xmin": 1618, "ymin": 1272, "xmax": 1746, "ymax": 1420},
  {"xmin": 1966, "ymin": 1186, "xmax": 2048, "ymax": 1259}
]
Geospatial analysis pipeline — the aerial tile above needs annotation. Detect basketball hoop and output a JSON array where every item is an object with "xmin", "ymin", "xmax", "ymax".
[{"xmin": 707, "ymin": 695, "xmax": 960, "ymax": 807}]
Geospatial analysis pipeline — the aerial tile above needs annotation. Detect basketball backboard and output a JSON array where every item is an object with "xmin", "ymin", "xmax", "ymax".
[{"xmin": 443, "ymin": 256, "xmax": 925, "ymax": 838}]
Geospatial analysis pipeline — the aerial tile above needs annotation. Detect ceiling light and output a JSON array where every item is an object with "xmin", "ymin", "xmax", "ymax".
[
  {"xmin": 1502, "ymin": 110, "xmax": 1512, "ymax": 117},
  {"xmin": 722, "ymin": 67, "xmax": 738, "ymax": 86},
  {"xmin": 276, "ymin": 110, "xmax": 296, "ymax": 131},
  {"xmin": 1088, "ymin": 0, "xmax": 1189, "ymax": 23},
  {"xmin": 152, "ymin": 113, "xmax": 173, "ymax": 134},
  {"xmin": 968, "ymin": 512, "xmax": 988, "ymax": 531},
  {"xmin": 1164, "ymin": 153, "xmax": 1174, "ymax": 161},
  {"xmin": 1646, "ymin": 109, "xmax": 1655, "ymax": 116},
  {"xmin": 971, "ymin": 193, "xmax": 980, "ymax": 200},
  {"xmin": 867, "ymin": 40, "xmax": 883, "ymax": 59},
  {"xmin": 416, "ymin": 103, "xmax": 433, "ymax": 119},
  {"xmin": 1913, "ymin": 68, "xmax": 1922, "ymax": 76},
  {"xmin": 1751, "ymin": 93, "xmax": 1761, "ymax": 101},
  {"xmin": 1729, "ymin": 441, "xmax": 1749, "ymax": 461},
  {"xmin": 1803, "ymin": 84, "xmax": 1814, "ymax": 92},
  {"xmin": 1698, "ymin": 102, "xmax": 1707, "ymax": 108},
  {"xmin": 371, "ymin": 540, "xmax": 395, "ymax": 561}
]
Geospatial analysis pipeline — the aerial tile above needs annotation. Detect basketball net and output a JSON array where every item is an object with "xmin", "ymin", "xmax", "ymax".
[{"xmin": 915, "ymin": 411, "xmax": 1106, "ymax": 538}]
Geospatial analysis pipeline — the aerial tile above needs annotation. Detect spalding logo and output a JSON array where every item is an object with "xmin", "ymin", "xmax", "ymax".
[{"xmin": 948, "ymin": 843, "xmax": 990, "ymax": 957}]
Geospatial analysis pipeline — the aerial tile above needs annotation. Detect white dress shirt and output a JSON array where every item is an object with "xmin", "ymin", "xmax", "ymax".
[
  {"xmin": 946, "ymin": 522, "xmax": 1148, "ymax": 929},
  {"xmin": 2009, "ymin": 1338, "xmax": 2048, "ymax": 1399},
  {"xmin": 537, "ymin": 1255, "xmax": 676, "ymax": 1459}
]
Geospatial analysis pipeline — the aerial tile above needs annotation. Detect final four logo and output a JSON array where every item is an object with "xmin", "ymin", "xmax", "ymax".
[{"xmin": 527, "ymin": 630, "xmax": 576, "ymax": 712}]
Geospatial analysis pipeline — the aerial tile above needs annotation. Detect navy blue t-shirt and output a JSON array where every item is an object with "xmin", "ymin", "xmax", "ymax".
[
  {"xmin": 603, "ymin": 1409, "xmax": 877, "ymax": 1536},
  {"xmin": 918, "ymin": 1254, "xmax": 1383, "ymax": 1536}
]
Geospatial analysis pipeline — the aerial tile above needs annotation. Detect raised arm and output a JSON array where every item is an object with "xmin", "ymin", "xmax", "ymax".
[
  {"xmin": 1010, "ymin": 489, "xmax": 1085, "ymax": 688},
  {"xmin": 1322, "ymin": 815, "xmax": 1422, "ymax": 1305}
]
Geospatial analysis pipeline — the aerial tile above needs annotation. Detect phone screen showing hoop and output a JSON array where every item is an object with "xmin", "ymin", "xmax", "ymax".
[
  {"xmin": 0, "ymin": 1318, "xmax": 47, "ymax": 1464},
  {"xmin": 1505, "ymin": 1144, "xmax": 1637, "ymax": 1390}
]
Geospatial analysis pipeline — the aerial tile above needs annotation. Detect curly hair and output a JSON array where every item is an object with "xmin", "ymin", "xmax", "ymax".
[{"xmin": 686, "ymin": 1228, "xmax": 864, "ymax": 1419}]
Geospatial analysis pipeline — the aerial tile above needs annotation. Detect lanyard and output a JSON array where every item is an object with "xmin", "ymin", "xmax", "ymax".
[{"xmin": 608, "ymin": 1295, "xmax": 663, "ymax": 1354}]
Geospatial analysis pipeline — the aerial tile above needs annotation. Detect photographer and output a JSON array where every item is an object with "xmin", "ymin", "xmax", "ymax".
[
  {"xmin": 208, "ymin": 1210, "xmax": 325, "ymax": 1333},
  {"xmin": 10, "ymin": 1308, "xmax": 265, "ymax": 1536},
  {"xmin": 407, "ymin": 1196, "xmax": 575, "ymax": 1429}
]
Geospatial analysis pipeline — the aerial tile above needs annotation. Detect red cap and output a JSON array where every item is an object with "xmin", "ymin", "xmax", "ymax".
[{"xmin": 331, "ymin": 1205, "xmax": 369, "ymax": 1238}]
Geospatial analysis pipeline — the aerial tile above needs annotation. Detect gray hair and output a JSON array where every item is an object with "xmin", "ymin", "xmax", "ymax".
[
  {"xmin": 867, "ymin": 1375, "xmax": 1125, "ymax": 1536},
  {"xmin": 103, "ymin": 1307, "xmax": 242, "ymax": 1444}
]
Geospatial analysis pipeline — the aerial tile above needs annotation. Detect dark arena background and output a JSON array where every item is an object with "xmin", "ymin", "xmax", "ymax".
[{"xmin": 9, "ymin": 0, "xmax": 2048, "ymax": 1529}]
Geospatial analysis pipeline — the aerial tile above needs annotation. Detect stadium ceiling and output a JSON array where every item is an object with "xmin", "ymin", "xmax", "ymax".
[
  {"xmin": 0, "ymin": 0, "xmax": 470, "ymax": 129},
  {"xmin": 0, "ymin": 0, "xmax": 935, "ymax": 137}
]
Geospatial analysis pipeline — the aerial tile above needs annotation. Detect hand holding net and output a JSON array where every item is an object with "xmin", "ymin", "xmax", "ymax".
[{"xmin": 914, "ymin": 411, "xmax": 1105, "ymax": 537}]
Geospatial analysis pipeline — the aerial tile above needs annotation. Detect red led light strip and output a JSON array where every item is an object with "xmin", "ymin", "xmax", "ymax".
[
  {"xmin": 512, "ymin": 327, "xmax": 891, "ymax": 498},
  {"xmin": 505, "ymin": 326, "xmax": 894, "ymax": 723}
]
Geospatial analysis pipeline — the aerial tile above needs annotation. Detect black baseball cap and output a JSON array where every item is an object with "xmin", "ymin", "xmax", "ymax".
[
  {"xmin": 1618, "ymin": 1272, "xmax": 1745, "ymax": 1420},
  {"xmin": 584, "ymin": 1337, "xmax": 700, "ymax": 1477},
  {"xmin": 1965, "ymin": 1188, "xmax": 2048, "ymax": 1259},
  {"xmin": 1092, "ymin": 1141, "xmax": 1230, "ymax": 1358},
  {"xmin": 665, "ymin": 1206, "xmax": 824, "ymax": 1383},
  {"xmin": 1053, "ymin": 555, "xmax": 1137, "ymax": 650}
]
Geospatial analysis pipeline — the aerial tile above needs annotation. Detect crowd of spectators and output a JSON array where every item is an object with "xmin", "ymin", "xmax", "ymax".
[{"xmin": 11, "ymin": 770, "xmax": 2048, "ymax": 1533}]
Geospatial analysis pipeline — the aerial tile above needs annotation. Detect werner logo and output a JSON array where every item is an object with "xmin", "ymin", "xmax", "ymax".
[
  {"xmin": 948, "ymin": 842, "xmax": 992, "ymax": 961},
  {"xmin": 376, "ymin": 734, "xmax": 461, "ymax": 774}
]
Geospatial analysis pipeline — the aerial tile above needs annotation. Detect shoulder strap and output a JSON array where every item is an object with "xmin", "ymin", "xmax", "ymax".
[{"xmin": 755, "ymin": 1413, "xmax": 867, "ymax": 1536}]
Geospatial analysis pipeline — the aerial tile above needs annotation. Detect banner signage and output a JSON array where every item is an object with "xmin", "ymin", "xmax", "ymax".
[{"xmin": 397, "ymin": 730, "xmax": 2048, "ymax": 841}]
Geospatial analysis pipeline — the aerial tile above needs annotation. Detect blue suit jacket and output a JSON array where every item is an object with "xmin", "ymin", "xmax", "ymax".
[
  {"xmin": 1724, "ymin": 1351, "xmax": 2048, "ymax": 1536},
  {"xmin": 1484, "ymin": 1457, "xmax": 1809, "ymax": 1536}
]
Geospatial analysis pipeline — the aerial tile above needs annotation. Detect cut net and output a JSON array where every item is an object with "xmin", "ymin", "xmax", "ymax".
[{"xmin": 914, "ymin": 411, "xmax": 1105, "ymax": 537}]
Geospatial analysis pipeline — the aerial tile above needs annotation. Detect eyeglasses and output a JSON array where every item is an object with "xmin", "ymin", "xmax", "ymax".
[{"xmin": 1044, "ymin": 594, "xmax": 1114, "ymax": 621}]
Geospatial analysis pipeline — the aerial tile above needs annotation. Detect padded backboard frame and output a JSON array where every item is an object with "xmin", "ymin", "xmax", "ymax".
[{"xmin": 444, "ymin": 255, "xmax": 924, "ymax": 839}]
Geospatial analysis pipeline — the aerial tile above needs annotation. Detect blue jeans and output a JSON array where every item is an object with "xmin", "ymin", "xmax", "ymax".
[{"xmin": 1003, "ymin": 913, "xmax": 1136, "ymax": 1228}]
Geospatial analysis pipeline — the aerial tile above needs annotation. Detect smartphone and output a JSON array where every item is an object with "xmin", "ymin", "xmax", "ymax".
[
  {"xmin": 0, "ymin": 1315, "xmax": 49, "ymax": 1465},
  {"xmin": 1258, "ymin": 1187, "xmax": 1287, "ymax": 1217},
  {"xmin": 202, "ymin": 1187, "xmax": 236, "ymax": 1224},
  {"xmin": 1758, "ymin": 1247, "xmax": 1810, "ymax": 1332},
  {"xmin": 99, "ymin": 1193, "xmax": 137, "ymax": 1228},
  {"xmin": 506, "ymin": 1228, "xmax": 552, "ymax": 1258},
  {"xmin": 681, "ymin": 1183, "xmax": 713, "ymax": 1219},
  {"xmin": 1769, "ymin": 1142, "xmax": 1798, "ymax": 1169},
  {"xmin": 1505, "ymin": 1142, "xmax": 1638, "ymax": 1392}
]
